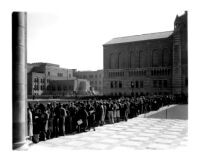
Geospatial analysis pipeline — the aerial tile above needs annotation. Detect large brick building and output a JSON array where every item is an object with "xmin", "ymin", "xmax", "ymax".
[
  {"xmin": 27, "ymin": 63, "xmax": 90, "ymax": 96},
  {"xmin": 103, "ymin": 12, "xmax": 188, "ymax": 97}
]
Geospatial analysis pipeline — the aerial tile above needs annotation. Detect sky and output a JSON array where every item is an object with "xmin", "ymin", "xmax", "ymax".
[{"xmin": 26, "ymin": 0, "xmax": 188, "ymax": 71}]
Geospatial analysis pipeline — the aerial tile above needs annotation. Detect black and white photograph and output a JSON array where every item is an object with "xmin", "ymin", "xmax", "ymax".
[{"xmin": 0, "ymin": 0, "xmax": 199, "ymax": 158}]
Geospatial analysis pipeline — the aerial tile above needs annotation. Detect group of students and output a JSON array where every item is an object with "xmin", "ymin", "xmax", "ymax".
[{"xmin": 27, "ymin": 95, "xmax": 180, "ymax": 143}]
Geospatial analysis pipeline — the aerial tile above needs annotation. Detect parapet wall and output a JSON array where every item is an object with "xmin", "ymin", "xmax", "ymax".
[{"xmin": 146, "ymin": 104, "xmax": 188, "ymax": 120}]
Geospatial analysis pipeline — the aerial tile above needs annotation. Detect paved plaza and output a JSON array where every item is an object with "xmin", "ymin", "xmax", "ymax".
[{"xmin": 28, "ymin": 116, "xmax": 188, "ymax": 150}]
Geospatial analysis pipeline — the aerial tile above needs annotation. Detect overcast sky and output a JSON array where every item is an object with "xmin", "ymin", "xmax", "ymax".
[{"xmin": 25, "ymin": 1, "xmax": 189, "ymax": 71}]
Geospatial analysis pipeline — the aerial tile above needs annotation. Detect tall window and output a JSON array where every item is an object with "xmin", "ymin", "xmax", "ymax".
[
  {"xmin": 164, "ymin": 80, "xmax": 168, "ymax": 88},
  {"xmin": 152, "ymin": 49, "xmax": 162, "ymax": 67},
  {"xmin": 119, "ymin": 81, "xmax": 122, "ymax": 88},
  {"xmin": 153, "ymin": 80, "xmax": 157, "ymax": 88},
  {"xmin": 159, "ymin": 80, "xmax": 162, "ymax": 88},
  {"xmin": 151, "ymin": 70, "xmax": 154, "ymax": 76},
  {"xmin": 162, "ymin": 48, "xmax": 171, "ymax": 66},
  {"xmin": 114, "ymin": 81, "xmax": 118, "ymax": 88},
  {"xmin": 136, "ymin": 81, "xmax": 138, "ymax": 88},
  {"xmin": 140, "ymin": 81, "xmax": 143, "ymax": 88},
  {"xmin": 140, "ymin": 50, "xmax": 147, "ymax": 67},
  {"xmin": 110, "ymin": 81, "xmax": 113, "ymax": 88}
]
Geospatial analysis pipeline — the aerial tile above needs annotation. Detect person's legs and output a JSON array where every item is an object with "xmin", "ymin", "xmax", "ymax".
[
  {"xmin": 111, "ymin": 111, "xmax": 114, "ymax": 124},
  {"xmin": 108, "ymin": 111, "xmax": 111, "ymax": 124}
]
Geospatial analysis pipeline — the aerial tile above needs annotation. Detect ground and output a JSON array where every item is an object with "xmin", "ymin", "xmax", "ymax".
[{"xmin": 28, "ymin": 106, "xmax": 188, "ymax": 150}]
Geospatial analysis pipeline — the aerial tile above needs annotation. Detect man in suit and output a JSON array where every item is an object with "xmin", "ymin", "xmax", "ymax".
[
  {"xmin": 86, "ymin": 102, "xmax": 96, "ymax": 131},
  {"xmin": 59, "ymin": 103, "xmax": 67, "ymax": 136}
]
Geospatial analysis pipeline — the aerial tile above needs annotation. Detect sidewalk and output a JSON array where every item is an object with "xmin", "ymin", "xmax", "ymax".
[{"xmin": 28, "ymin": 110, "xmax": 188, "ymax": 150}]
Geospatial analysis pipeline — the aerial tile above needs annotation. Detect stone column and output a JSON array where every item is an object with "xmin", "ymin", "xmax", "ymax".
[{"xmin": 12, "ymin": 12, "xmax": 27, "ymax": 150}]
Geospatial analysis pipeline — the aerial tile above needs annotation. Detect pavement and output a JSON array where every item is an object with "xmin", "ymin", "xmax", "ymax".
[{"xmin": 28, "ymin": 108, "xmax": 188, "ymax": 150}]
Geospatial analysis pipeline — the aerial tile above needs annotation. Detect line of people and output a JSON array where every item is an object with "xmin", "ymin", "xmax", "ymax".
[{"xmin": 27, "ymin": 95, "xmax": 178, "ymax": 143}]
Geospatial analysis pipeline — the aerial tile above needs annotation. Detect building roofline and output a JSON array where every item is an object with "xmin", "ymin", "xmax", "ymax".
[
  {"xmin": 103, "ymin": 30, "xmax": 173, "ymax": 46},
  {"xmin": 28, "ymin": 62, "xmax": 60, "ymax": 67}
]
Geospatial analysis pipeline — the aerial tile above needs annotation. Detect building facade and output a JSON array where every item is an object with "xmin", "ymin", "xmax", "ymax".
[
  {"xmin": 74, "ymin": 70, "xmax": 104, "ymax": 95},
  {"xmin": 27, "ymin": 63, "xmax": 90, "ymax": 96},
  {"xmin": 103, "ymin": 12, "xmax": 188, "ymax": 97}
]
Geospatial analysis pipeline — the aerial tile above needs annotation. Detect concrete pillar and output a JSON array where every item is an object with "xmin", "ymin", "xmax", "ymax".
[{"xmin": 12, "ymin": 12, "xmax": 27, "ymax": 150}]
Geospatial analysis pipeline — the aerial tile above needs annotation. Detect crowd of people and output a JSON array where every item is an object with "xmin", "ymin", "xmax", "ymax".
[{"xmin": 27, "ymin": 95, "xmax": 183, "ymax": 143}]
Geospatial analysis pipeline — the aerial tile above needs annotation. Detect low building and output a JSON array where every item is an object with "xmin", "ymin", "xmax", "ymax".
[{"xmin": 27, "ymin": 62, "xmax": 90, "ymax": 96}]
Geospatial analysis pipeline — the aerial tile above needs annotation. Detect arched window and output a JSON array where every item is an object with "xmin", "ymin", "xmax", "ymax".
[
  {"xmin": 119, "ymin": 81, "xmax": 122, "ymax": 88},
  {"xmin": 139, "ymin": 50, "xmax": 147, "ymax": 68},
  {"xmin": 129, "ymin": 52, "xmax": 132, "ymax": 68},
  {"xmin": 157, "ymin": 70, "xmax": 159, "ymax": 75},
  {"xmin": 114, "ymin": 81, "xmax": 118, "ymax": 88},
  {"xmin": 140, "ymin": 81, "xmax": 143, "ymax": 88},
  {"xmin": 119, "ymin": 52, "xmax": 128, "ymax": 69},
  {"xmin": 152, "ymin": 49, "xmax": 162, "ymax": 67},
  {"xmin": 165, "ymin": 69, "xmax": 168, "ymax": 75},
  {"xmin": 151, "ymin": 70, "xmax": 153, "ymax": 76},
  {"xmin": 162, "ymin": 48, "xmax": 171, "ymax": 66},
  {"xmin": 109, "ymin": 53, "xmax": 112, "ymax": 69},
  {"xmin": 110, "ymin": 53, "xmax": 118, "ymax": 69},
  {"xmin": 130, "ymin": 51, "xmax": 134, "ymax": 68},
  {"xmin": 131, "ymin": 51, "xmax": 139, "ymax": 68},
  {"xmin": 136, "ymin": 81, "xmax": 139, "ymax": 88},
  {"xmin": 162, "ymin": 69, "xmax": 164, "ymax": 75},
  {"xmin": 110, "ymin": 81, "xmax": 113, "ymax": 88}
]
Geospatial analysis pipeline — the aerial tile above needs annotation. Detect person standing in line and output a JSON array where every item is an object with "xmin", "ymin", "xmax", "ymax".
[
  {"xmin": 47, "ymin": 103, "xmax": 54, "ymax": 139},
  {"xmin": 99, "ymin": 101, "xmax": 105, "ymax": 126},
  {"xmin": 94, "ymin": 101, "xmax": 101, "ymax": 126},
  {"xmin": 32, "ymin": 104, "xmax": 41, "ymax": 143},
  {"xmin": 113, "ymin": 101, "xmax": 117, "ymax": 123},
  {"xmin": 53, "ymin": 104, "xmax": 60, "ymax": 137},
  {"xmin": 64, "ymin": 104, "xmax": 71, "ymax": 134},
  {"xmin": 116, "ymin": 101, "xmax": 120, "ymax": 122},
  {"xmin": 126, "ymin": 100, "xmax": 130, "ymax": 118},
  {"xmin": 107, "ymin": 102, "xmax": 114, "ymax": 124},
  {"xmin": 103, "ymin": 101, "xmax": 107, "ymax": 125},
  {"xmin": 59, "ymin": 103, "xmax": 66, "ymax": 136},
  {"xmin": 40, "ymin": 104, "xmax": 49, "ymax": 141},
  {"xmin": 86, "ymin": 102, "xmax": 96, "ymax": 131},
  {"xmin": 129, "ymin": 99, "xmax": 134, "ymax": 118},
  {"xmin": 124, "ymin": 101, "xmax": 129, "ymax": 121},
  {"xmin": 120, "ymin": 102, "xmax": 124, "ymax": 120},
  {"xmin": 69, "ymin": 102, "xmax": 77, "ymax": 133},
  {"xmin": 27, "ymin": 103, "xmax": 33, "ymax": 142},
  {"xmin": 81, "ymin": 104, "xmax": 89, "ymax": 132}
]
